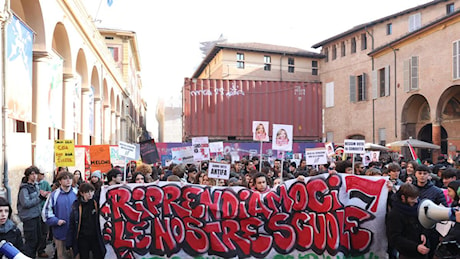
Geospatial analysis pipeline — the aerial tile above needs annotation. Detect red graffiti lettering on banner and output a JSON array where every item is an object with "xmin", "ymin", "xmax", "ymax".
[{"xmin": 100, "ymin": 173, "xmax": 382, "ymax": 258}]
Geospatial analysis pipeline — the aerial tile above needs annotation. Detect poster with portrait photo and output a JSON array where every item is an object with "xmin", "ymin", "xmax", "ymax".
[
  {"xmin": 272, "ymin": 124, "xmax": 293, "ymax": 151},
  {"xmin": 371, "ymin": 151, "xmax": 380, "ymax": 162},
  {"xmin": 325, "ymin": 142, "xmax": 335, "ymax": 157},
  {"xmin": 362, "ymin": 152, "xmax": 371, "ymax": 166},
  {"xmin": 252, "ymin": 121, "xmax": 269, "ymax": 142}
]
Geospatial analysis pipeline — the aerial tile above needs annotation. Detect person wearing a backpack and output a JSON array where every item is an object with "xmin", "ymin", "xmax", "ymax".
[{"xmin": 17, "ymin": 166, "xmax": 49, "ymax": 258}]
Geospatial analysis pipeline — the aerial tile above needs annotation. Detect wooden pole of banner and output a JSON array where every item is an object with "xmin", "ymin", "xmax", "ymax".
[
  {"xmin": 259, "ymin": 140, "xmax": 263, "ymax": 171},
  {"xmin": 123, "ymin": 156, "xmax": 128, "ymax": 183},
  {"xmin": 280, "ymin": 156, "xmax": 284, "ymax": 184},
  {"xmin": 352, "ymin": 154, "xmax": 356, "ymax": 174}
]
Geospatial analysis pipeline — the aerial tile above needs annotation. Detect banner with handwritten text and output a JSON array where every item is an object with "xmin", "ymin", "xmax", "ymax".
[{"xmin": 100, "ymin": 173, "xmax": 389, "ymax": 259}]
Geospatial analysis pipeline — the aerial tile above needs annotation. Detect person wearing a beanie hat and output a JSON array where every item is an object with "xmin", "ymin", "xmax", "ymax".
[
  {"xmin": 91, "ymin": 170, "xmax": 101, "ymax": 180},
  {"xmin": 447, "ymin": 180, "xmax": 460, "ymax": 207},
  {"xmin": 89, "ymin": 170, "xmax": 103, "ymax": 203}
]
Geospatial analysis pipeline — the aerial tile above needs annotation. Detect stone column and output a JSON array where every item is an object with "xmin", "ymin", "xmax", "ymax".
[
  {"xmin": 94, "ymin": 98, "xmax": 101, "ymax": 144},
  {"xmin": 103, "ymin": 105, "xmax": 110, "ymax": 144},
  {"xmin": 32, "ymin": 52, "xmax": 51, "ymax": 147},
  {"xmin": 63, "ymin": 74, "xmax": 75, "ymax": 140},
  {"xmin": 116, "ymin": 114, "xmax": 121, "ymax": 142},
  {"xmin": 81, "ymin": 90, "xmax": 90, "ymax": 145},
  {"xmin": 432, "ymin": 122, "xmax": 441, "ymax": 160},
  {"xmin": 111, "ymin": 110, "xmax": 116, "ymax": 145}
]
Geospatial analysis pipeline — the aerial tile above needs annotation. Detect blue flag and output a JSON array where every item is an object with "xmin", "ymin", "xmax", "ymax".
[{"xmin": 107, "ymin": 0, "xmax": 113, "ymax": 6}]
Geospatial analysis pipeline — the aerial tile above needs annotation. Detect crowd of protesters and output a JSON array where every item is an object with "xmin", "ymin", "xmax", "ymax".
[{"xmin": 1, "ymin": 151, "xmax": 460, "ymax": 258}]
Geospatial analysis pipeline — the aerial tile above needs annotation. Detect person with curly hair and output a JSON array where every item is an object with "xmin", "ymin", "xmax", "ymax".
[{"xmin": 135, "ymin": 163, "xmax": 153, "ymax": 183}]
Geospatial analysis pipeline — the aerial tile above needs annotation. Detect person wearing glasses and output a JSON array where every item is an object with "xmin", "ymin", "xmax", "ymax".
[{"xmin": 354, "ymin": 162, "xmax": 365, "ymax": 175}]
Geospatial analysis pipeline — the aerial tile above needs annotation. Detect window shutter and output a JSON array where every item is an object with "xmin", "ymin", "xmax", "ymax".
[
  {"xmin": 371, "ymin": 70, "xmax": 378, "ymax": 99},
  {"xmin": 113, "ymin": 47, "xmax": 119, "ymax": 62},
  {"xmin": 326, "ymin": 82, "xmax": 334, "ymax": 108},
  {"xmin": 454, "ymin": 41, "xmax": 458, "ymax": 79},
  {"xmin": 362, "ymin": 73, "xmax": 367, "ymax": 100},
  {"xmin": 349, "ymin": 75, "xmax": 356, "ymax": 102},
  {"xmin": 411, "ymin": 56, "xmax": 419, "ymax": 90},
  {"xmin": 385, "ymin": 65, "xmax": 390, "ymax": 96},
  {"xmin": 403, "ymin": 60, "xmax": 410, "ymax": 92}
]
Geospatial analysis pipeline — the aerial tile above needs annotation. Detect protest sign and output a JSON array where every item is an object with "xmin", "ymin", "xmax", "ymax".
[
  {"xmin": 209, "ymin": 142, "xmax": 224, "ymax": 153},
  {"xmin": 171, "ymin": 146, "xmax": 194, "ymax": 164},
  {"xmin": 305, "ymin": 148, "xmax": 328, "ymax": 165},
  {"xmin": 272, "ymin": 124, "xmax": 293, "ymax": 151},
  {"xmin": 344, "ymin": 139, "xmax": 365, "ymax": 154},
  {"xmin": 139, "ymin": 139, "xmax": 160, "ymax": 164},
  {"xmin": 207, "ymin": 162, "xmax": 231, "ymax": 180},
  {"xmin": 100, "ymin": 173, "xmax": 389, "ymax": 259},
  {"xmin": 253, "ymin": 121, "xmax": 269, "ymax": 141},
  {"xmin": 54, "ymin": 139, "xmax": 75, "ymax": 167},
  {"xmin": 89, "ymin": 144, "xmax": 111, "ymax": 173},
  {"xmin": 119, "ymin": 141, "xmax": 136, "ymax": 159},
  {"xmin": 192, "ymin": 137, "xmax": 210, "ymax": 161}
]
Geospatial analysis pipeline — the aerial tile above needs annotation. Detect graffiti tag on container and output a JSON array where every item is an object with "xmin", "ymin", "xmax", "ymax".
[{"xmin": 190, "ymin": 83, "xmax": 245, "ymax": 97}]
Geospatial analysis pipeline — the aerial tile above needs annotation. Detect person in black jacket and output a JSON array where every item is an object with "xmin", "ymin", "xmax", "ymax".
[
  {"xmin": 387, "ymin": 183, "xmax": 430, "ymax": 258},
  {"xmin": 66, "ymin": 183, "xmax": 106, "ymax": 258},
  {"xmin": 414, "ymin": 164, "xmax": 447, "ymax": 258},
  {"xmin": 0, "ymin": 197, "xmax": 23, "ymax": 257}
]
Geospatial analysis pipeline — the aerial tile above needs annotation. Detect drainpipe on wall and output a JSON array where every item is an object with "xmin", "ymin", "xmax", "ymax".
[
  {"xmin": 391, "ymin": 47, "xmax": 398, "ymax": 138},
  {"xmin": 1, "ymin": 0, "xmax": 11, "ymax": 203},
  {"xmin": 365, "ymin": 26, "xmax": 376, "ymax": 143},
  {"xmin": 280, "ymin": 53, "xmax": 285, "ymax": 81}
]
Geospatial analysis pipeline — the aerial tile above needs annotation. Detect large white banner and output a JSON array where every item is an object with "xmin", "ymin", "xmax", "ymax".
[{"xmin": 99, "ymin": 174, "xmax": 389, "ymax": 259}]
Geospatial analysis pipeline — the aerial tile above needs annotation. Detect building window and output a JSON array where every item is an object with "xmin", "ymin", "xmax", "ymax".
[
  {"xmin": 404, "ymin": 56, "xmax": 419, "ymax": 91},
  {"xmin": 372, "ymin": 65, "xmax": 390, "ymax": 98},
  {"xmin": 454, "ymin": 41, "xmax": 460, "ymax": 79},
  {"xmin": 326, "ymin": 132, "xmax": 334, "ymax": 143},
  {"xmin": 264, "ymin": 55, "xmax": 271, "ymax": 71},
  {"xmin": 351, "ymin": 37, "xmax": 356, "ymax": 53},
  {"xmin": 325, "ymin": 82, "xmax": 334, "ymax": 108},
  {"xmin": 236, "ymin": 52, "xmax": 244, "ymax": 69},
  {"xmin": 312, "ymin": 60, "xmax": 318, "ymax": 75},
  {"xmin": 349, "ymin": 73, "xmax": 367, "ymax": 102},
  {"xmin": 361, "ymin": 33, "xmax": 367, "ymax": 50},
  {"xmin": 409, "ymin": 13, "xmax": 421, "ymax": 32},
  {"xmin": 332, "ymin": 45, "xmax": 337, "ymax": 60},
  {"xmin": 447, "ymin": 3, "xmax": 455, "ymax": 14},
  {"xmin": 288, "ymin": 57, "xmax": 295, "ymax": 73},
  {"xmin": 324, "ymin": 47, "xmax": 329, "ymax": 62},
  {"xmin": 378, "ymin": 128, "xmax": 386, "ymax": 146},
  {"xmin": 387, "ymin": 23, "xmax": 392, "ymax": 35},
  {"xmin": 108, "ymin": 46, "xmax": 120, "ymax": 62},
  {"xmin": 341, "ymin": 41, "xmax": 346, "ymax": 57}
]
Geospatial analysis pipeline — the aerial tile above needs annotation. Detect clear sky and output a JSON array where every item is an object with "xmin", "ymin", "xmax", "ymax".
[{"xmin": 81, "ymin": 0, "xmax": 432, "ymax": 139}]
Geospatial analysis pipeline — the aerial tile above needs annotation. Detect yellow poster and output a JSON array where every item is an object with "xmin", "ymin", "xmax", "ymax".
[{"xmin": 54, "ymin": 139, "xmax": 75, "ymax": 167}]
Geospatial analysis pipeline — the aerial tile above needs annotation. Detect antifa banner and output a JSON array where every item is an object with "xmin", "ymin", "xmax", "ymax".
[
  {"xmin": 139, "ymin": 139, "xmax": 160, "ymax": 164},
  {"xmin": 99, "ymin": 174, "xmax": 389, "ymax": 259}
]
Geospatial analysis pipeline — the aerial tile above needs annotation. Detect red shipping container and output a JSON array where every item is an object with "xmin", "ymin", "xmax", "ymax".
[{"xmin": 182, "ymin": 78, "xmax": 322, "ymax": 142}]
